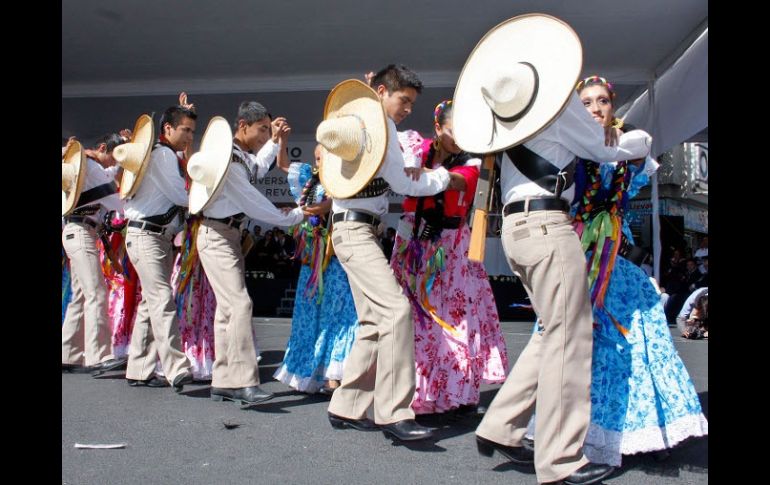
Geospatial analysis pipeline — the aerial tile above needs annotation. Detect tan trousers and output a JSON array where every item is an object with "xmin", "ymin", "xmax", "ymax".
[
  {"xmin": 61, "ymin": 222, "xmax": 114, "ymax": 366},
  {"xmin": 476, "ymin": 209, "xmax": 593, "ymax": 483},
  {"xmin": 124, "ymin": 227, "xmax": 191, "ymax": 382},
  {"xmin": 327, "ymin": 220, "xmax": 416, "ymax": 425},
  {"xmin": 196, "ymin": 220, "xmax": 260, "ymax": 389}
]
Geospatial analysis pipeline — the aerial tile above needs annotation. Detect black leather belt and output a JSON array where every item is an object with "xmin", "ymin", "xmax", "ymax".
[
  {"xmin": 128, "ymin": 219, "xmax": 166, "ymax": 234},
  {"xmin": 503, "ymin": 197, "xmax": 570, "ymax": 216},
  {"xmin": 203, "ymin": 215, "xmax": 243, "ymax": 229},
  {"xmin": 442, "ymin": 216, "xmax": 464, "ymax": 229},
  {"xmin": 64, "ymin": 215, "xmax": 97, "ymax": 229},
  {"xmin": 332, "ymin": 210, "xmax": 380, "ymax": 226}
]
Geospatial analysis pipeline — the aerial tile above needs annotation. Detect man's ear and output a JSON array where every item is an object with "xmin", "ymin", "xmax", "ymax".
[
  {"xmin": 375, "ymin": 84, "xmax": 388, "ymax": 98},
  {"xmin": 97, "ymin": 143, "xmax": 108, "ymax": 153}
]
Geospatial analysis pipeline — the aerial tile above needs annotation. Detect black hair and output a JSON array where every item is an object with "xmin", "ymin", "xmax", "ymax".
[
  {"xmin": 159, "ymin": 105, "xmax": 197, "ymax": 134},
  {"xmin": 233, "ymin": 101, "xmax": 270, "ymax": 131},
  {"xmin": 370, "ymin": 64, "xmax": 423, "ymax": 94},
  {"xmin": 96, "ymin": 133, "xmax": 126, "ymax": 153}
]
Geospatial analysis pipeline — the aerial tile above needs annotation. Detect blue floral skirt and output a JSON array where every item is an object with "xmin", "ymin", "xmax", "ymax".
[
  {"xmin": 585, "ymin": 255, "xmax": 708, "ymax": 466},
  {"xmin": 274, "ymin": 257, "xmax": 358, "ymax": 392}
]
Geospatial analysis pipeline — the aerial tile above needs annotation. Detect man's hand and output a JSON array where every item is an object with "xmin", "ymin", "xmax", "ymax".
[
  {"xmin": 404, "ymin": 167, "xmax": 421, "ymax": 181},
  {"xmin": 604, "ymin": 126, "xmax": 621, "ymax": 147},
  {"xmin": 178, "ymin": 92, "xmax": 194, "ymax": 111},
  {"xmin": 447, "ymin": 172, "xmax": 467, "ymax": 191},
  {"xmin": 364, "ymin": 71, "xmax": 375, "ymax": 86},
  {"xmin": 271, "ymin": 117, "xmax": 290, "ymax": 143}
]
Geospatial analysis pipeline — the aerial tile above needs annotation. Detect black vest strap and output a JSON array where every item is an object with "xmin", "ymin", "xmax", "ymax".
[
  {"xmin": 143, "ymin": 205, "xmax": 182, "ymax": 225},
  {"xmin": 76, "ymin": 182, "xmax": 118, "ymax": 208},
  {"xmin": 505, "ymin": 145, "xmax": 575, "ymax": 198}
]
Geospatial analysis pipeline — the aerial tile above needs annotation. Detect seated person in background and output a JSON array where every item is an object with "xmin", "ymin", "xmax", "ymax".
[
  {"xmin": 681, "ymin": 291, "xmax": 708, "ymax": 339},
  {"xmin": 675, "ymin": 286, "xmax": 708, "ymax": 335}
]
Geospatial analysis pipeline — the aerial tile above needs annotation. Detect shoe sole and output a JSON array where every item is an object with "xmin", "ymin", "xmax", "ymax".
[
  {"xmin": 328, "ymin": 415, "xmax": 380, "ymax": 432},
  {"xmin": 382, "ymin": 428, "xmax": 435, "ymax": 442},
  {"xmin": 476, "ymin": 437, "xmax": 534, "ymax": 465},
  {"xmin": 563, "ymin": 467, "xmax": 615, "ymax": 485},
  {"xmin": 211, "ymin": 393, "xmax": 274, "ymax": 405},
  {"xmin": 128, "ymin": 380, "xmax": 169, "ymax": 388}
]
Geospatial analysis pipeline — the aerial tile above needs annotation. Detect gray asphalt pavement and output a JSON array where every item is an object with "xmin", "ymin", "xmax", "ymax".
[{"xmin": 62, "ymin": 318, "xmax": 708, "ymax": 485}]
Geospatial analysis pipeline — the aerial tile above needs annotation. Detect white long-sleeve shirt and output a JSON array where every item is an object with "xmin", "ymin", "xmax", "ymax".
[
  {"xmin": 501, "ymin": 92, "xmax": 652, "ymax": 205},
  {"xmin": 125, "ymin": 146, "xmax": 189, "ymax": 220},
  {"xmin": 74, "ymin": 158, "xmax": 123, "ymax": 223},
  {"xmin": 242, "ymin": 139, "xmax": 280, "ymax": 180},
  {"xmin": 202, "ymin": 148, "xmax": 303, "ymax": 227},
  {"xmin": 332, "ymin": 117, "xmax": 450, "ymax": 217}
]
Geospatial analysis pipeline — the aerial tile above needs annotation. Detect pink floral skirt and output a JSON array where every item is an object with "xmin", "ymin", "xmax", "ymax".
[
  {"xmin": 172, "ymin": 253, "xmax": 216, "ymax": 380},
  {"xmin": 391, "ymin": 214, "xmax": 508, "ymax": 414}
]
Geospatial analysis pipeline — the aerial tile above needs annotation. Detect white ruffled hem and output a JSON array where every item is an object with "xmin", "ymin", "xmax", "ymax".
[
  {"xmin": 584, "ymin": 413, "xmax": 709, "ymax": 466},
  {"xmin": 273, "ymin": 361, "xmax": 346, "ymax": 393}
]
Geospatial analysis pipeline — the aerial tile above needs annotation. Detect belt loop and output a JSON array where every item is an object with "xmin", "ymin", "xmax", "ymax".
[{"xmin": 524, "ymin": 196, "xmax": 530, "ymax": 217}]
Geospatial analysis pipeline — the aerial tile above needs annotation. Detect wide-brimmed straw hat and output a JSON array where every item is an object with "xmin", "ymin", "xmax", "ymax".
[
  {"xmin": 317, "ymin": 79, "xmax": 388, "ymax": 199},
  {"xmin": 187, "ymin": 116, "xmax": 234, "ymax": 214},
  {"xmin": 113, "ymin": 114, "xmax": 154, "ymax": 199},
  {"xmin": 452, "ymin": 13, "xmax": 583, "ymax": 153},
  {"xmin": 61, "ymin": 140, "xmax": 86, "ymax": 216}
]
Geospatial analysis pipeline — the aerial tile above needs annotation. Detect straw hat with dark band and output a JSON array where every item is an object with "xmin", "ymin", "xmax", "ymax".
[
  {"xmin": 452, "ymin": 13, "xmax": 583, "ymax": 153},
  {"xmin": 317, "ymin": 79, "xmax": 388, "ymax": 199},
  {"xmin": 113, "ymin": 114, "xmax": 154, "ymax": 199},
  {"xmin": 62, "ymin": 140, "xmax": 86, "ymax": 216}
]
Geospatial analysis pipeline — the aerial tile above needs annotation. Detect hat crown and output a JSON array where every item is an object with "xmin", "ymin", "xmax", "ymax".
[
  {"xmin": 316, "ymin": 116, "xmax": 366, "ymax": 162},
  {"xmin": 62, "ymin": 164, "xmax": 76, "ymax": 191},
  {"xmin": 187, "ymin": 151, "xmax": 217, "ymax": 188},
  {"xmin": 480, "ymin": 63, "xmax": 537, "ymax": 119},
  {"xmin": 113, "ymin": 142, "xmax": 147, "ymax": 173}
]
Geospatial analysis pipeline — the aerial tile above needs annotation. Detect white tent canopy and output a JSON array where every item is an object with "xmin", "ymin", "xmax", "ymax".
[
  {"xmin": 623, "ymin": 27, "xmax": 708, "ymax": 158},
  {"xmin": 62, "ymin": 0, "xmax": 708, "ymax": 144}
]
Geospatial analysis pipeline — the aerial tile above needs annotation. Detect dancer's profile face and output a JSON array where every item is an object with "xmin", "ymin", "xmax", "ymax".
[{"xmin": 579, "ymin": 85, "xmax": 614, "ymax": 127}]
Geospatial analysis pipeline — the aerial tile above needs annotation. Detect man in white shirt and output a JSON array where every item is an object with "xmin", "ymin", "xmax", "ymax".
[
  {"xmin": 447, "ymin": 15, "xmax": 655, "ymax": 484},
  {"xmin": 324, "ymin": 65, "xmax": 464, "ymax": 442},
  {"xmin": 197, "ymin": 101, "xmax": 303, "ymax": 406},
  {"xmin": 123, "ymin": 105, "xmax": 196, "ymax": 392},
  {"xmin": 473, "ymin": 94, "xmax": 651, "ymax": 484},
  {"xmin": 62, "ymin": 136, "xmax": 128, "ymax": 375}
]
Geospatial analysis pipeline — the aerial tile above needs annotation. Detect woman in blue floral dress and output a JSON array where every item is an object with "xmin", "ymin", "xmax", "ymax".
[
  {"xmin": 273, "ymin": 146, "xmax": 359, "ymax": 393},
  {"xmin": 571, "ymin": 76, "xmax": 708, "ymax": 466}
]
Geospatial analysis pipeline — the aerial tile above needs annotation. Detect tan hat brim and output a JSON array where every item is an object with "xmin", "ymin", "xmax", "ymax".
[
  {"xmin": 453, "ymin": 14, "xmax": 582, "ymax": 154},
  {"xmin": 62, "ymin": 140, "xmax": 87, "ymax": 216},
  {"xmin": 120, "ymin": 114, "xmax": 155, "ymax": 199},
  {"xmin": 318, "ymin": 79, "xmax": 388, "ymax": 199},
  {"xmin": 188, "ymin": 116, "xmax": 234, "ymax": 214}
]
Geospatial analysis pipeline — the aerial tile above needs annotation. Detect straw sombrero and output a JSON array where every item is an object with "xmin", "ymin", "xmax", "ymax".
[
  {"xmin": 113, "ymin": 114, "xmax": 154, "ymax": 199},
  {"xmin": 187, "ymin": 116, "xmax": 234, "ymax": 215},
  {"xmin": 61, "ymin": 140, "xmax": 86, "ymax": 216},
  {"xmin": 317, "ymin": 79, "xmax": 388, "ymax": 199},
  {"xmin": 452, "ymin": 14, "xmax": 582, "ymax": 154}
]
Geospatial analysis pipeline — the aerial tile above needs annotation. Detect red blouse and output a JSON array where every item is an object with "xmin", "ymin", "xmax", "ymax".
[{"xmin": 402, "ymin": 138, "xmax": 479, "ymax": 217}]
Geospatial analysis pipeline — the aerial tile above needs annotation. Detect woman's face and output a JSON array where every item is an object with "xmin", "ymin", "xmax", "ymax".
[
  {"xmin": 434, "ymin": 117, "xmax": 461, "ymax": 155},
  {"xmin": 313, "ymin": 144, "xmax": 323, "ymax": 168},
  {"xmin": 579, "ymin": 85, "xmax": 614, "ymax": 127}
]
